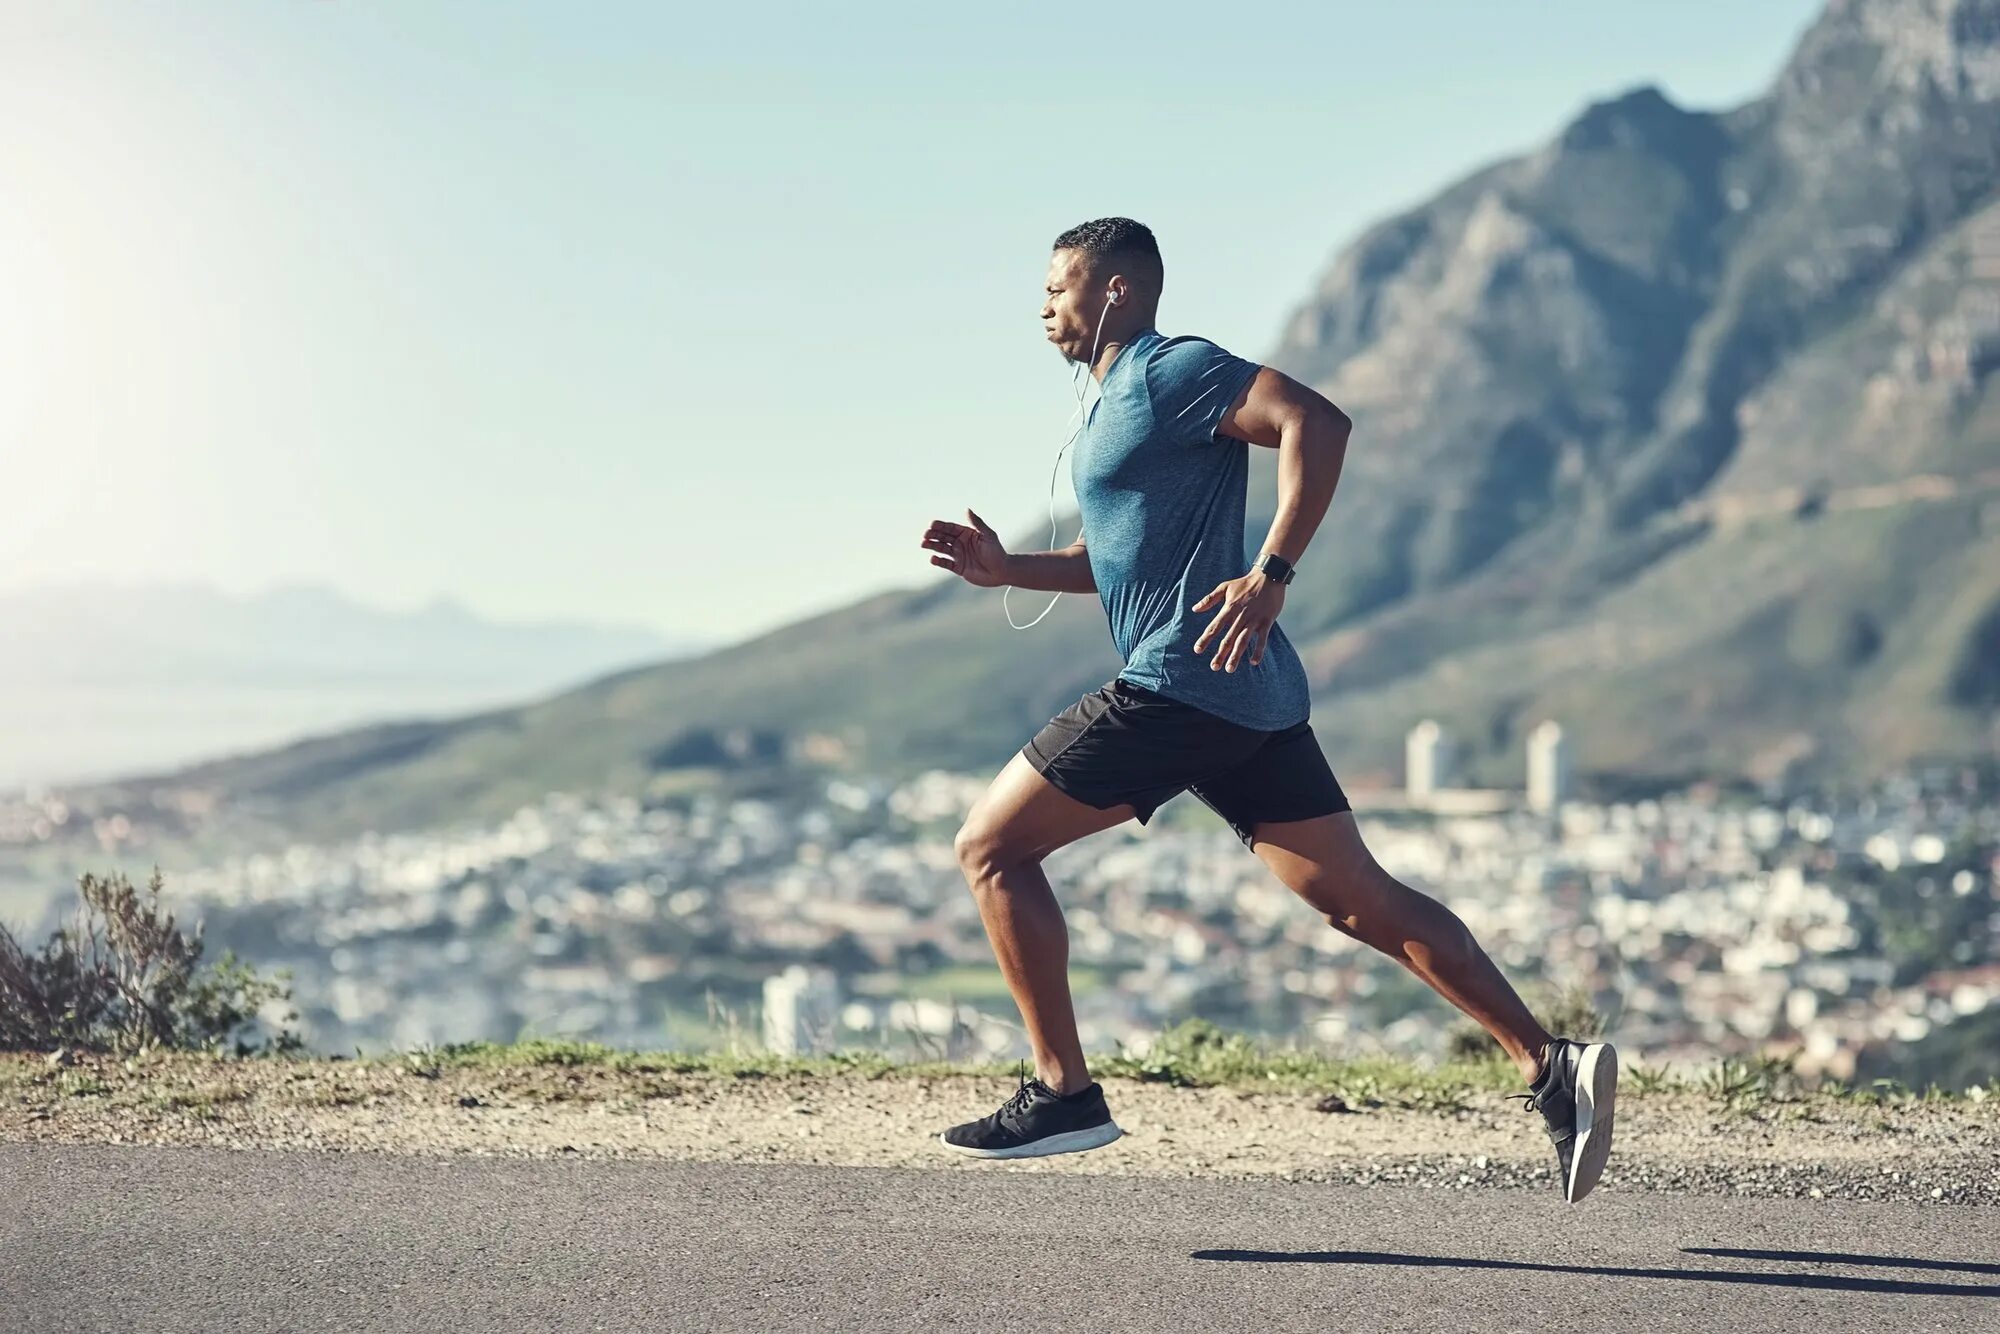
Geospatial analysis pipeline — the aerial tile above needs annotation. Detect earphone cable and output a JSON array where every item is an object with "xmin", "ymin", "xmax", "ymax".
[{"xmin": 1004, "ymin": 294, "xmax": 1116, "ymax": 630}]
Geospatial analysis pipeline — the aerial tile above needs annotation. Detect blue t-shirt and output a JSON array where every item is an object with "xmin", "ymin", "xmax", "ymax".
[{"xmin": 1073, "ymin": 328, "xmax": 1312, "ymax": 732}]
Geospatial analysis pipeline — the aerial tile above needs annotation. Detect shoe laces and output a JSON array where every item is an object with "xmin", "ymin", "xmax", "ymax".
[
  {"xmin": 1510, "ymin": 1041, "xmax": 1561, "ymax": 1113},
  {"xmin": 999, "ymin": 1059, "xmax": 1042, "ymax": 1120}
]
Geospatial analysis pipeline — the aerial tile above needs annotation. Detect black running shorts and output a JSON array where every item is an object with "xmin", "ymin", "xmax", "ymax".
[{"xmin": 1021, "ymin": 676, "xmax": 1351, "ymax": 849}]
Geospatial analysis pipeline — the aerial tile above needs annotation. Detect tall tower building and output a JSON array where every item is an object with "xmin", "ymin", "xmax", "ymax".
[
  {"xmin": 762, "ymin": 965, "xmax": 843, "ymax": 1055},
  {"xmin": 1526, "ymin": 720, "xmax": 1571, "ymax": 814},
  {"xmin": 1405, "ymin": 720, "xmax": 1453, "ymax": 803}
]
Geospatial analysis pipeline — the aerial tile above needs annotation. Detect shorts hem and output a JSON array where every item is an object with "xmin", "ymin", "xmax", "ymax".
[
  {"xmin": 1046, "ymin": 765, "xmax": 1162, "ymax": 822},
  {"xmin": 1022, "ymin": 742, "xmax": 1162, "ymax": 822}
]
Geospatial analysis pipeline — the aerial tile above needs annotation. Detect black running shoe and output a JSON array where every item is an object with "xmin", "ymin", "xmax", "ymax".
[
  {"xmin": 937, "ymin": 1061, "xmax": 1124, "ymax": 1160},
  {"xmin": 1518, "ymin": 1037, "xmax": 1618, "ymax": 1204}
]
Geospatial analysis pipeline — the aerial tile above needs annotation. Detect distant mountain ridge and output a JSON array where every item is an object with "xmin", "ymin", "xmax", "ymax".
[
  {"xmin": 0, "ymin": 581, "xmax": 688, "ymax": 687},
  {"xmin": 82, "ymin": 0, "xmax": 2000, "ymax": 837},
  {"xmin": 1, "ymin": 581, "xmax": 695, "ymax": 788}
]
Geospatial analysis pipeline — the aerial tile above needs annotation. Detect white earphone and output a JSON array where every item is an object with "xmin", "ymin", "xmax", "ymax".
[{"xmin": 1003, "ymin": 287, "xmax": 1121, "ymax": 629}]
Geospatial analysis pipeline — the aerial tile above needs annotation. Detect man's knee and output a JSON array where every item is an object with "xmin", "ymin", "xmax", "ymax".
[
  {"xmin": 953, "ymin": 813, "xmax": 1031, "ymax": 883},
  {"xmin": 1303, "ymin": 867, "xmax": 1432, "ymax": 947}
]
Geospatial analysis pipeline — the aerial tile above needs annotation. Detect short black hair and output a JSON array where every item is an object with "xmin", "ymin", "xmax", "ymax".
[{"xmin": 1052, "ymin": 217, "xmax": 1162, "ymax": 286}]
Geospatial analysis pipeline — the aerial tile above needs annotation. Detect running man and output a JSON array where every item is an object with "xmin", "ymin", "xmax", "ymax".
[{"xmin": 917, "ymin": 217, "xmax": 1617, "ymax": 1204}]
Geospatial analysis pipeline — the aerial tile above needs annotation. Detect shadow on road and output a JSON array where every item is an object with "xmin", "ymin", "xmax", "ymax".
[
  {"xmin": 1190, "ymin": 1249, "xmax": 2000, "ymax": 1298},
  {"xmin": 1682, "ymin": 1247, "xmax": 2000, "ymax": 1277}
]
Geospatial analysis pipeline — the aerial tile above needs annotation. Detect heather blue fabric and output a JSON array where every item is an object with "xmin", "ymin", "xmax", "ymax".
[{"xmin": 1071, "ymin": 327, "xmax": 1311, "ymax": 731}]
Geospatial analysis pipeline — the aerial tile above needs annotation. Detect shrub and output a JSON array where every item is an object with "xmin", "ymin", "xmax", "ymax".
[{"xmin": 0, "ymin": 868, "xmax": 300, "ymax": 1055}]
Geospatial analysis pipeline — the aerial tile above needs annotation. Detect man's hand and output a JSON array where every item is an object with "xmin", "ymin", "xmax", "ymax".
[
  {"xmin": 922, "ymin": 509, "xmax": 1012, "ymax": 588},
  {"xmin": 1191, "ymin": 572, "xmax": 1284, "ymax": 672}
]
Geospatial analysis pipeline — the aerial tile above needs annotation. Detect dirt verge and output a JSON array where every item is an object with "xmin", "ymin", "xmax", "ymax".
[{"xmin": 5, "ymin": 1054, "xmax": 1996, "ymax": 1205}]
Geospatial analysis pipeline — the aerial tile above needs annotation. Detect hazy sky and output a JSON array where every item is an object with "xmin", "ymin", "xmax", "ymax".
[{"xmin": 2, "ymin": 1, "xmax": 1823, "ymax": 645}]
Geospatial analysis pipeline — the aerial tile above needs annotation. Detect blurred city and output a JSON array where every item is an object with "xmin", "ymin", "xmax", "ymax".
[{"xmin": 7, "ymin": 720, "xmax": 1993, "ymax": 1088}]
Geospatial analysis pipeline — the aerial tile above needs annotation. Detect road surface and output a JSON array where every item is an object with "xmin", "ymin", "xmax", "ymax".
[{"xmin": 4, "ymin": 1145, "xmax": 1997, "ymax": 1332}]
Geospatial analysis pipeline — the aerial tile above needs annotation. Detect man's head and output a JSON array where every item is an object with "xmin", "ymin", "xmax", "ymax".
[{"xmin": 1041, "ymin": 216, "xmax": 1163, "ymax": 364}]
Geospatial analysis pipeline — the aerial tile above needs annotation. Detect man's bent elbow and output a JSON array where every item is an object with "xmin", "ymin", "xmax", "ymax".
[{"xmin": 1310, "ymin": 396, "xmax": 1352, "ymax": 447}]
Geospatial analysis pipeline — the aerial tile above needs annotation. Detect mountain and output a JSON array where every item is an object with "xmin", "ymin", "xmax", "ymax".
[
  {"xmin": 1254, "ymin": 0, "xmax": 2000, "ymax": 784},
  {"xmin": 76, "ymin": 0, "xmax": 2000, "ymax": 837},
  {"xmin": 0, "ymin": 582, "xmax": 693, "ymax": 788}
]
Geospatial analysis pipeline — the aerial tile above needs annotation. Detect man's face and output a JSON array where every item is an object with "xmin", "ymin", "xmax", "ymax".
[{"xmin": 1040, "ymin": 249, "xmax": 1105, "ymax": 363}]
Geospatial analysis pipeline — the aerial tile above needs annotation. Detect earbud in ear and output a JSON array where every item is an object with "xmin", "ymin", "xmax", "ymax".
[{"xmin": 1106, "ymin": 289, "xmax": 1121, "ymax": 305}]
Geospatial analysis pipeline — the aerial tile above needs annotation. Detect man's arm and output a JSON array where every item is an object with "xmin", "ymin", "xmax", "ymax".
[
  {"xmin": 1217, "ymin": 367, "xmax": 1351, "ymax": 570},
  {"xmin": 1005, "ymin": 539, "xmax": 1094, "ymax": 594},
  {"xmin": 1188, "ymin": 369, "xmax": 1351, "ymax": 671}
]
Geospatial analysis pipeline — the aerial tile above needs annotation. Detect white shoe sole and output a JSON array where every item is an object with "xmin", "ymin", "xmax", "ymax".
[
  {"xmin": 1566, "ymin": 1042, "xmax": 1618, "ymax": 1204},
  {"xmin": 937, "ymin": 1120, "xmax": 1124, "ymax": 1160}
]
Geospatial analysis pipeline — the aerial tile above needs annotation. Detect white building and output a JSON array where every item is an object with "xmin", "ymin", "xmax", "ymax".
[
  {"xmin": 1526, "ymin": 721, "xmax": 1571, "ymax": 814},
  {"xmin": 1406, "ymin": 720, "xmax": 1453, "ymax": 803},
  {"xmin": 762, "ymin": 964, "xmax": 844, "ymax": 1055}
]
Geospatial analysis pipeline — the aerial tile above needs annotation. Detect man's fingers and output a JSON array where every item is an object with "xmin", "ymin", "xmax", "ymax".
[
  {"xmin": 1192, "ymin": 584, "xmax": 1226, "ymax": 612},
  {"xmin": 1219, "ymin": 616, "xmax": 1264, "ymax": 671},
  {"xmin": 923, "ymin": 522, "xmax": 968, "ymax": 543},
  {"xmin": 967, "ymin": 508, "xmax": 997, "ymax": 536},
  {"xmin": 1227, "ymin": 620, "xmax": 1270, "ymax": 672},
  {"xmin": 1224, "ymin": 625, "xmax": 1252, "ymax": 672},
  {"xmin": 1195, "ymin": 606, "xmax": 1238, "ymax": 656},
  {"xmin": 1219, "ymin": 623, "xmax": 1253, "ymax": 672}
]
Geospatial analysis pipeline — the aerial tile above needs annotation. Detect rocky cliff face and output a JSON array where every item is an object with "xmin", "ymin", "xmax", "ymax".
[{"xmin": 1254, "ymin": 0, "xmax": 2000, "ymax": 786}]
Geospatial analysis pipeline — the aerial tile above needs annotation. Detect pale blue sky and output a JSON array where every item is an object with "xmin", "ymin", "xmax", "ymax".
[{"xmin": 1, "ymin": 1, "xmax": 1822, "ymax": 644}]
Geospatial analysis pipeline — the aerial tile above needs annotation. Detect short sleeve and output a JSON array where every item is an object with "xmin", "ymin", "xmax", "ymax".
[{"xmin": 1143, "ymin": 335, "xmax": 1261, "ymax": 446}]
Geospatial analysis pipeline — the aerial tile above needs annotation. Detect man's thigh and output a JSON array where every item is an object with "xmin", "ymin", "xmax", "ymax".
[
  {"xmin": 959, "ymin": 751, "xmax": 1137, "ymax": 866},
  {"xmin": 1248, "ymin": 810, "xmax": 1413, "ymax": 933},
  {"xmin": 1189, "ymin": 719, "xmax": 1351, "ymax": 851},
  {"xmin": 1249, "ymin": 810, "xmax": 1379, "ymax": 891}
]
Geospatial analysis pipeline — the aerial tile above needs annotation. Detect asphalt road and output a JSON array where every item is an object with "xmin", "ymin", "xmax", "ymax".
[{"xmin": 5, "ymin": 1145, "xmax": 1998, "ymax": 1333}]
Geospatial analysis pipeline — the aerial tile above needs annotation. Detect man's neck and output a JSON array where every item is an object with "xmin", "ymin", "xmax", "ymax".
[
  {"xmin": 1090, "ymin": 340, "xmax": 1126, "ymax": 383},
  {"xmin": 1090, "ymin": 323, "xmax": 1154, "ymax": 382}
]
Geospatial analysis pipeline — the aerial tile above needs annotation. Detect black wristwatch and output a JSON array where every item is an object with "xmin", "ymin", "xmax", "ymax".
[{"xmin": 1254, "ymin": 552, "xmax": 1297, "ymax": 585}]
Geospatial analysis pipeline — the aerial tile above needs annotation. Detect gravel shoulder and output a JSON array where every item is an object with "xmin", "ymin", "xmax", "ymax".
[{"xmin": 5, "ymin": 1053, "xmax": 1997, "ymax": 1206}]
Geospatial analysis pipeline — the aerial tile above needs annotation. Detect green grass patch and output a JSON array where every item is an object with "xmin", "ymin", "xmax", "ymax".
[
  {"xmin": 316, "ymin": 1019, "xmax": 2000, "ymax": 1107},
  {"xmin": 11, "ymin": 1019, "xmax": 1999, "ymax": 1114},
  {"xmin": 897, "ymin": 964, "xmax": 1109, "ymax": 1003},
  {"xmin": 57, "ymin": 1072, "xmax": 110, "ymax": 1098},
  {"xmin": 362, "ymin": 1019, "xmax": 1521, "ymax": 1109},
  {"xmin": 143, "ymin": 1084, "xmax": 252, "ymax": 1117},
  {"xmin": 1092, "ymin": 1018, "xmax": 1519, "ymax": 1111}
]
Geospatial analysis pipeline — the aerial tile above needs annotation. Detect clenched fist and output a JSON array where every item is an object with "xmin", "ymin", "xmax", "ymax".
[{"xmin": 921, "ymin": 509, "xmax": 1012, "ymax": 588}]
